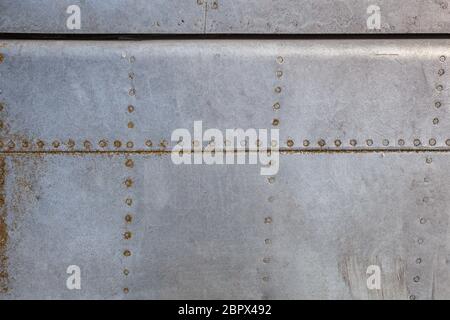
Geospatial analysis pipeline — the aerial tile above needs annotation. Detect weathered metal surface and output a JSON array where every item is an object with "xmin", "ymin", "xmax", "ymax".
[
  {"xmin": 2, "ymin": 0, "xmax": 450, "ymax": 34},
  {"xmin": 0, "ymin": 39, "xmax": 449, "ymax": 299},
  {"xmin": 0, "ymin": 153, "xmax": 449, "ymax": 299},
  {"xmin": 1, "ymin": 40, "xmax": 450, "ymax": 151}
]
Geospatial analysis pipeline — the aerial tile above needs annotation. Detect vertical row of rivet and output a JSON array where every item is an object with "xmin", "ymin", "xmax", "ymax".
[
  {"xmin": 121, "ymin": 51, "xmax": 137, "ymax": 296},
  {"xmin": 409, "ymin": 55, "xmax": 446, "ymax": 300},
  {"xmin": 261, "ymin": 55, "xmax": 284, "ymax": 298}
]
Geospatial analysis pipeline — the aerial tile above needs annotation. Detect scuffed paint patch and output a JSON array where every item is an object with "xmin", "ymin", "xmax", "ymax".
[{"xmin": 0, "ymin": 157, "xmax": 8, "ymax": 293}]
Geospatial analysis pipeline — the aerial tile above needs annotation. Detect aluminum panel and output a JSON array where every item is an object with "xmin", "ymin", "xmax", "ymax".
[
  {"xmin": 0, "ymin": 153, "xmax": 448, "ymax": 299},
  {"xmin": 1, "ymin": 0, "xmax": 450, "ymax": 34},
  {"xmin": 0, "ymin": 40, "xmax": 450, "ymax": 151},
  {"xmin": 0, "ymin": 39, "xmax": 449, "ymax": 300}
]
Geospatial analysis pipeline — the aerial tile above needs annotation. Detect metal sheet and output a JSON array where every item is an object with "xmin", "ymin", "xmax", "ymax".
[
  {"xmin": 0, "ymin": 40, "xmax": 450, "ymax": 151},
  {"xmin": 0, "ymin": 39, "xmax": 449, "ymax": 299},
  {"xmin": 2, "ymin": 0, "xmax": 450, "ymax": 34},
  {"xmin": 0, "ymin": 153, "xmax": 449, "ymax": 299}
]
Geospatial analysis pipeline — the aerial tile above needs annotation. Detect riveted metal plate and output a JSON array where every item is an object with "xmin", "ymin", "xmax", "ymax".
[
  {"xmin": 2, "ymin": 0, "xmax": 450, "ymax": 34},
  {"xmin": 0, "ymin": 153, "xmax": 449, "ymax": 299},
  {"xmin": 1, "ymin": 40, "xmax": 450, "ymax": 151},
  {"xmin": 0, "ymin": 39, "xmax": 449, "ymax": 300}
]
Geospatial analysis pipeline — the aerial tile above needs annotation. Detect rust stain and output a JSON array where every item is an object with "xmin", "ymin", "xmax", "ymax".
[{"xmin": 0, "ymin": 156, "xmax": 8, "ymax": 293}]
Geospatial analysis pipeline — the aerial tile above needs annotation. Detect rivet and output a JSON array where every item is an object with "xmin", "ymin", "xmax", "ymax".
[
  {"xmin": 262, "ymin": 276, "xmax": 270, "ymax": 282},
  {"xmin": 265, "ymin": 239, "xmax": 272, "ymax": 245},
  {"xmin": 125, "ymin": 198, "xmax": 133, "ymax": 206},
  {"xmin": 398, "ymin": 139, "xmax": 405, "ymax": 146},
  {"xmin": 413, "ymin": 276, "xmax": 420, "ymax": 283},
  {"xmin": 350, "ymin": 139, "xmax": 357, "ymax": 147},
  {"xmin": 416, "ymin": 258, "xmax": 422, "ymax": 264},
  {"xmin": 426, "ymin": 157, "xmax": 432, "ymax": 164},
  {"xmin": 128, "ymin": 72, "xmax": 135, "ymax": 80},
  {"xmin": 129, "ymin": 88, "xmax": 136, "ymax": 96},
  {"xmin": 277, "ymin": 56, "xmax": 284, "ymax": 64},
  {"xmin": 446, "ymin": 139, "xmax": 450, "ymax": 146},
  {"xmin": 263, "ymin": 257, "xmax": 271, "ymax": 264},
  {"xmin": 7, "ymin": 140, "xmax": 14, "ymax": 149},
  {"xmin": 145, "ymin": 140, "xmax": 153, "ymax": 147},
  {"xmin": 160, "ymin": 140, "xmax": 168, "ymax": 148},
  {"xmin": 440, "ymin": 55, "xmax": 446, "ymax": 62},
  {"xmin": 126, "ymin": 141, "xmax": 134, "ymax": 148},
  {"xmin": 123, "ymin": 250, "xmax": 131, "ymax": 257},
  {"xmin": 436, "ymin": 85, "xmax": 444, "ymax": 91},
  {"xmin": 21, "ymin": 140, "xmax": 29, "ymax": 148},
  {"xmin": 125, "ymin": 159, "xmax": 134, "ymax": 168},
  {"xmin": 435, "ymin": 101, "xmax": 442, "ymax": 108},
  {"xmin": 36, "ymin": 140, "xmax": 45, "ymax": 148},
  {"xmin": 433, "ymin": 118, "xmax": 440, "ymax": 125},
  {"xmin": 67, "ymin": 139, "xmax": 75, "ymax": 148},
  {"xmin": 438, "ymin": 69, "xmax": 445, "ymax": 76},
  {"xmin": 409, "ymin": 295, "xmax": 416, "ymax": 300},
  {"xmin": 287, "ymin": 139, "xmax": 294, "ymax": 147},
  {"xmin": 274, "ymin": 87, "xmax": 282, "ymax": 94},
  {"xmin": 52, "ymin": 140, "xmax": 60, "ymax": 148},
  {"xmin": 84, "ymin": 140, "xmax": 92, "ymax": 149},
  {"xmin": 123, "ymin": 288, "xmax": 129, "ymax": 294},
  {"xmin": 441, "ymin": 2, "xmax": 448, "ymax": 9},
  {"xmin": 264, "ymin": 217, "xmax": 273, "ymax": 224},
  {"xmin": 124, "ymin": 231, "xmax": 132, "ymax": 240},
  {"xmin": 276, "ymin": 70, "xmax": 283, "ymax": 78},
  {"xmin": 366, "ymin": 139, "xmax": 373, "ymax": 146},
  {"xmin": 318, "ymin": 139, "xmax": 326, "ymax": 147},
  {"xmin": 99, "ymin": 140, "xmax": 107, "ymax": 148},
  {"xmin": 123, "ymin": 269, "xmax": 130, "ymax": 276},
  {"xmin": 125, "ymin": 214, "xmax": 133, "ymax": 223},
  {"xmin": 128, "ymin": 105, "xmax": 135, "ymax": 113},
  {"xmin": 127, "ymin": 121, "xmax": 134, "ymax": 129},
  {"xmin": 417, "ymin": 238, "xmax": 424, "ymax": 245},
  {"xmin": 429, "ymin": 138, "xmax": 437, "ymax": 146},
  {"xmin": 272, "ymin": 119, "xmax": 279, "ymax": 126},
  {"xmin": 268, "ymin": 177, "xmax": 275, "ymax": 184},
  {"xmin": 382, "ymin": 139, "xmax": 389, "ymax": 146},
  {"xmin": 124, "ymin": 178, "xmax": 133, "ymax": 188},
  {"xmin": 420, "ymin": 218, "xmax": 427, "ymax": 224},
  {"xmin": 334, "ymin": 140, "xmax": 342, "ymax": 147},
  {"xmin": 114, "ymin": 140, "xmax": 122, "ymax": 148},
  {"xmin": 303, "ymin": 140, "xmax": 310, "ymax": 147},
  {"xmin": 273, "ymin": 102, "xmax": 280, "ymax": 110},
  {"xmin": 413, "ymin": 139, "xmax": 421, "ymax": 147}
]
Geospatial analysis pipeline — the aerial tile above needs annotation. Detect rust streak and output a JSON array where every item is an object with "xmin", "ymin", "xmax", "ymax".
[{"xmin": 0, "ymin": 156, "xmax": 8, "ymax": 293}]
